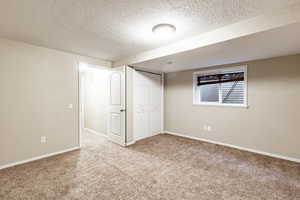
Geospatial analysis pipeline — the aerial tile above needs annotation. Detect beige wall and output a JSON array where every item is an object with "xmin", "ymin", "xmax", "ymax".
[
  {"xmin": 0, "ymin": 38, "xmax": 110, "ymax": 167},
  {"xmin": 164, "ymin": 54, "xmax": 300, "ymax": 160},
  {"xmin": 83, "ymin": 67, "xmax": 109, "ymax": 135}
]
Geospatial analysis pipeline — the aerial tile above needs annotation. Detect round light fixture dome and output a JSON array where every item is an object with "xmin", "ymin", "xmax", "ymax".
[{"xmin": 152, "ymin": 24, "xmax": 176, "ymax": 37}]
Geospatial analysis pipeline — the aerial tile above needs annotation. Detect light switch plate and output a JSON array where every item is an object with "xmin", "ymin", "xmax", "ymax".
[
  {"xmin": 207, "ymin": 126, "xmax": 212, "ymax": 132},
  {"xmin": 41, "ymin": 136, "xmax": 47, "ymax": 143}
]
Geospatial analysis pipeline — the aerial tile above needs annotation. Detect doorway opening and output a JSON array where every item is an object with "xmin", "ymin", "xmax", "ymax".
[{"xmin": 79, "ymin": 63, "xmax": 110, "ymax": 146}]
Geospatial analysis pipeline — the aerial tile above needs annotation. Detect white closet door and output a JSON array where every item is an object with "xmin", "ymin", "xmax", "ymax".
[{"xmin": 134, "ymin": 71, "xmax": 162, "ymax": 141}]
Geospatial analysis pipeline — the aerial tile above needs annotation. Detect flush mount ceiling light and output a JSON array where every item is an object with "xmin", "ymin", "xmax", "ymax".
[{"xmin": 152, "ymin": 24, "xmax": 176, "ymax": 37}]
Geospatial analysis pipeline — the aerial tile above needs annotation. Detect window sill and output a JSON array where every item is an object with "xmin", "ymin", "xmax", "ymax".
[{"xmin": 193, "ymin": 102, "xmax": 249, "ymax": 108}]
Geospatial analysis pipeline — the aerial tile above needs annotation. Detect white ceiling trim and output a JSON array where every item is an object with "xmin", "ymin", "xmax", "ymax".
[{"xmin": 114, "ymin": 4, "xmax": 300, "ymax": 66}]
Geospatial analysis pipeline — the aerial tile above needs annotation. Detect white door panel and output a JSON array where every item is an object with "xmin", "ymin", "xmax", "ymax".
[
  {"xmin": 108, "ymin": 66, "xmax": 126, "ymax": 146},
  {"xmin": 110, "ymin": 113, "xmax": 121, "ymax": 136},
  {"xmin": 135, "ymin": 113, "xmax": 149, "ymax": 140},
  {"xmin": 134, "ymin": 71, "xmax": 162, "ymax": 141},
  {"xmin": 110, "ymin": 73, "xmax": 121, "ymax": 105},
  {"xmin": 151, "ymin": 111, "xmax": 161, "ymax": 135}
]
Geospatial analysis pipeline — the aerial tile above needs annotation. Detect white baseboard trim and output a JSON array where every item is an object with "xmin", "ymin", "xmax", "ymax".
[
  {"xmin": 126, "ymin": 140, "xmax": 136, "ymax": 146},
  {"xmin": 0, "ymin": 146, "xmax": 80, "ymax": 170},
  {"xmin": 134, "ymin": 132, "xmax": 160, "ymax": 143},
  {"xmin": 164, "ymin": 131, "xmax": 300, "ymax": 163},
  {"xmin": 84, "ymin": 128, "xmax": 107, "ymax": 138}
]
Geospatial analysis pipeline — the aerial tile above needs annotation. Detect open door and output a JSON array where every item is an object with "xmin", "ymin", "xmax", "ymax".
[{"xmin": 108, "ymin": 66, "xmax": 126, "ymax": 146}]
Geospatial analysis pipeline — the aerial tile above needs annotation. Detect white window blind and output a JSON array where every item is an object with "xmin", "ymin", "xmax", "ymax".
[
  {"xmin": 221, "ymin": 81, "xmax": 244, "ymax": 104},
  {"xmin": 193, "ymin": 66, "xmax": 247, "ymax": 107}
]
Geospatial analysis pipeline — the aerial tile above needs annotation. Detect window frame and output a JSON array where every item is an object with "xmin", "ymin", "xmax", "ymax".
[{"xmin": 193, "ymin": 65, "xmax": 248, "ymax": 108}]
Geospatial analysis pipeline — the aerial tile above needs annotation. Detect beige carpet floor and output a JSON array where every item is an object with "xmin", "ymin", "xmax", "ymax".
[{"xmin": 0, "ymin": 131, "xmax": 299, "ymax": 200}]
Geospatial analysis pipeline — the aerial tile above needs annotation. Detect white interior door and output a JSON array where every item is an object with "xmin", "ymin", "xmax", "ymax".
[
  {"xmin": 134, "ymin": 71, "xmax": 162, "ymax": 141},
  {"xmin": 108, "ymin": 66, "xmax": 126, "ymax": 146}
]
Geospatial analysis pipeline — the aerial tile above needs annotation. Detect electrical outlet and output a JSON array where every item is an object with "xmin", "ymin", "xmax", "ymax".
[
  {"xmin": 41, "ymin": 136, "xmax": 47, "ymax": 144},
  {"xmin": 204, "ymin": 125, "xmax": 212, "ymax": 132}
]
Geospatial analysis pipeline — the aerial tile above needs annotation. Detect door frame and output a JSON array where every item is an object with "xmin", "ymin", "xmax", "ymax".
[
  {"xmin": 132, "ymin": 68, "xmax": 164, "ymax": 142},
  {"xmin": 161, "ymin": 73, "xmax": 164, "ymax": 134}
]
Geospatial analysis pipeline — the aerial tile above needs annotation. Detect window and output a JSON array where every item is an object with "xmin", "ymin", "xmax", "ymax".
[{"xmin": 193, "ymin": 66, "xmax": 247, "ymax": 107}]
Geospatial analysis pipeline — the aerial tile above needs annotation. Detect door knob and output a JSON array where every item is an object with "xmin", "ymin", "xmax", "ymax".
[{"xmin": 120, "ymin": 109, "xmax": 126, "ymax": 112}]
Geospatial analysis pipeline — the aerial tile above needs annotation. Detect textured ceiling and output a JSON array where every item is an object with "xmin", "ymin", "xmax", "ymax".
[{"xmin": 0, "ymin": 0, "xmax": 300, "ymax": 61}]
